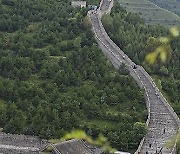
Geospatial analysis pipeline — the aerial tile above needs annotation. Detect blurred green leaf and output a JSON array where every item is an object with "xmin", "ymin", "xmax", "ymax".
[
  {"xmin": 145, "ymin": 30, "xmax": 174, "ymax": 65},
  {"xmin": 170, "ymin": 26, "xmax": 179, "ymax": 37},
  {"xmin": 146, "ymin": 52, "xmax": 158, "ymax": 65},
  {"xmin": 159, "ymin": 50, "xmax": 166, "ymax": 63},
  {"xmin": 159, "ymin": 37, "xmax": 170, "ymax": 43}
]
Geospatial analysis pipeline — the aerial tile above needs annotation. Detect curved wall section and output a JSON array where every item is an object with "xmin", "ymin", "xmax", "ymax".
[{"xmin": 88, "ymin": 0, "xmax": 180, "ymax": 153}]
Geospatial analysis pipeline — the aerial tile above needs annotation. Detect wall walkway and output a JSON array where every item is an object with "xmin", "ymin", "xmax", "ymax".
[{"xmin": 88, "ymin": 0, "xmax": 180, "ymax": 153}]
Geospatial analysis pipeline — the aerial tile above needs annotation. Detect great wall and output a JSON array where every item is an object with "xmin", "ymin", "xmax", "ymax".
[
  {"xmin": 88, "ymin": 0, "xmax": 180, "ymax": 153},
  {"xmin": 0, "ymin": 0, "xmax": 179, "ymax": 153}
]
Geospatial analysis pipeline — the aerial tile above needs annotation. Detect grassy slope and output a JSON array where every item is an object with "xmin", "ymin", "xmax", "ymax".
[
  {"xmin": 148, "ymin": 0, "xmax": 180, "ymax": 16},
  {"xmin": 118, "ymin": 0, "xmax": 180, "ymax": 27}
]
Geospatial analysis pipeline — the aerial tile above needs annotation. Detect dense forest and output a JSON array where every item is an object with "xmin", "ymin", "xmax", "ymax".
[
  {"xmin": 102, "ymin": 1, "xmax": 180, "ymax": 117},
  {"xmin": 0, "ymin": 0, "xmax": 147, "ymax": 152}
]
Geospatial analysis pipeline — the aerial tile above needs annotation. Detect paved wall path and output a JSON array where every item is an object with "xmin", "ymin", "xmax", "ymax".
[
  {"xmin": 0, "ymin": 133, "xmax": 47, "ymax": 153},
  {"xmin": 88, "ymin": 0, "xmax": 180, "ymax": 153}
]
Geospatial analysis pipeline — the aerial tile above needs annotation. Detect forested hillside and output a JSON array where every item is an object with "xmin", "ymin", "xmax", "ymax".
[
  {"xmin": 0, "ymin": 0, "xmax": 146, "ymax": 152},
  {"xmin": 102, "ymin": 1, "xmax": 180, "ymax": 117}
]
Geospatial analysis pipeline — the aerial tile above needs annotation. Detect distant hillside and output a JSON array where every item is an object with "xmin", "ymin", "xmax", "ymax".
[
  {"xmin": 118, "ymin": 0, "xmax": 180, "ymax": 27},
  {"xmin": 148, "ymin": 0, "xmax": 180, "ymax": 16}
]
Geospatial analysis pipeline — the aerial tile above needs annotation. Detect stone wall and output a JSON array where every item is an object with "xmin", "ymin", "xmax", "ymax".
[{"xmin": 89, "ymin": 0, "xmax": 180, "ymax": 153}]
